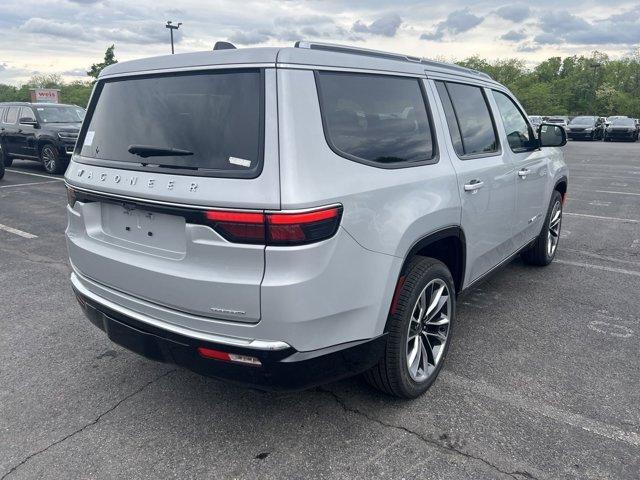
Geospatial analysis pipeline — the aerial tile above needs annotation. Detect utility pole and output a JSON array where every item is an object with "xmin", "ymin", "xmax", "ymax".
[{"xmin": 165, "ymin": 21, "xmax": 182, "ymax": 54}]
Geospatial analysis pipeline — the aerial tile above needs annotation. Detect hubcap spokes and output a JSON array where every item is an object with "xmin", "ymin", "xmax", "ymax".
[
  {"xmin": 547, "ymin": 201, "xmax": 562, "ymax": 256},
  {"xmin": 406, "ymin": 279, "xmax": 451, "ymax": 382},
  {"xmin": 43, "ymin": 148, "xmax": 55, "ymax": 170}
]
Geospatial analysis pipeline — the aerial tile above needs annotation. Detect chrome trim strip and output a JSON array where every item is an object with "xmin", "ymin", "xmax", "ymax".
[
  {"xmin": 71, "ymin": 271, "xmax": 291, "ymax": 351},
  {"xmin": 65, "ymin": 183, "xmax": 342, "ymax": 215},
  {"xmin": 99, "ymin": 63, "xmax": 275, "ymax": 80}
]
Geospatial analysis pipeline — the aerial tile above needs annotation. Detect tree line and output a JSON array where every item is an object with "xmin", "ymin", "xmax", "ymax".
[{"xmin": 1, "ymin": 46, "xmax": 639, "ymax": 118}]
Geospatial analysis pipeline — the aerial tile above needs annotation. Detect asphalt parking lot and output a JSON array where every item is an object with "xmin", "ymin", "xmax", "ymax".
[{"xmin": 1, "ymin": 141, "xmax": 639, "ymax": 480}]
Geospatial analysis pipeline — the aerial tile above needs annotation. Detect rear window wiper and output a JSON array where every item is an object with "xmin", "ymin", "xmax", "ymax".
[{"xmin": 128, "ymin": 144, "xmax": 194, "ymax": 158}]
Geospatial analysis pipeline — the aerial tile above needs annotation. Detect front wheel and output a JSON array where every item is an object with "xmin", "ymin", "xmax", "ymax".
[
  {"xmin": 364, "ymin": 257, "xmax": 455, "ymax": 398},
  {"xmin": 0, "ymin": 143, "xmax": 11, "ymax": 167},
  {"xmin": 522, "ymin": 190, "xmax": 563, "ymax": 266},
  {"xmin": 40, "ymin": 144, "xmax": 66, "ymax": 174}
]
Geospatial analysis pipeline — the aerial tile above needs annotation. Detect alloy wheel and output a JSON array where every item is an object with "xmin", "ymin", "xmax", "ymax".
[
  {"xmin": 406, "ymin": 279, "xmax": 451, "ymax": 382},
  {"xmin": 42, "ymin": 146, "xmax": 56, "ymax": 172},
  {"xmin": 547, "ymin": 200, "xmax": 562, "ymax": 257}
]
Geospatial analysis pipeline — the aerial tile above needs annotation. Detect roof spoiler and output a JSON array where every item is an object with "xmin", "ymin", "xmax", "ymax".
[{"xmin": 214, "ymin": 41, "xmax": 236, "ymax": 51}]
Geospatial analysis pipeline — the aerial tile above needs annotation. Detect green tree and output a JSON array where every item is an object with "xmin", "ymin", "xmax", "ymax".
[{"xmin": 87, "ymin": 44, "xmax": 118, "ymax": 81}]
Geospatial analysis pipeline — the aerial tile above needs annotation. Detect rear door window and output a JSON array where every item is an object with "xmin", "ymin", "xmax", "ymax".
[
  {"xmin": 435, "ymin": 81, "xmax": 499, "ymax": 157},
  {"xmin": 79, "ymin": 69, "xmax": 264, "ymax": 178},
  {"xmin": 5, "ymin": 107, "xmax": 19, "ymax": 124},
  {"xmin": 316, "ymin": 71, "xmax": 436, "ymax": 167}
]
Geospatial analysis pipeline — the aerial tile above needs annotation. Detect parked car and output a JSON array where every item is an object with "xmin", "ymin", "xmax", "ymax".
[
  {"xmin": 566, "ymin": 116, "xmax": 605, "ymax": 141},
  {"xmin": 0, "ymin": 102, "xmax": 85, "ymax": 174},
  {"xmin": 604, "ymin": 117, "xmax": 639, "ymax": 141},
  {"xmin": 528, "ymin": 115, "xmax": 543, "ymax": 128},
  {"xmin": 65, "ymin": 41, "xmax": 568, "ymax": 398}
]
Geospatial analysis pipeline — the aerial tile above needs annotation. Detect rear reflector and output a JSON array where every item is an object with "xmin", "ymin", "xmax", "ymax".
[
  {"xmin": 66, "ymin": 186, "xmax": 77, "ymax": 207},
  {"xmin": 204, "ymin": 205, "xmax": 342, "ymax": 246},
  {"xmin": 197, "ymin": 347, "xmax": 262, "ymax": 367}
]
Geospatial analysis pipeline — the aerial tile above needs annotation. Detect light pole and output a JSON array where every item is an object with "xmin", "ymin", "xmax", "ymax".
[{"xmin": 165, "ymin": 21, "xmax": 182, "ymax": 54}]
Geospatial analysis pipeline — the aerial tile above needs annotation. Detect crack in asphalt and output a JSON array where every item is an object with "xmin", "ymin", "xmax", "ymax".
[
  {"xmin": 317, "ymin": 387, "xmax": 538, "ymax": 480},
  {"xmin": 1, "ymin": 368, "xmax": 177, "ymax": 480}
]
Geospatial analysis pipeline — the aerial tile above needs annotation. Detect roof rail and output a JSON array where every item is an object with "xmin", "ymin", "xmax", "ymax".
[
  {"xmin": 294, "ymin": 40, "xmax": 492, "ymax": 81},
  {"xmin": 294, "ymin": 41, "xmax": 422, "ymax": 63}
]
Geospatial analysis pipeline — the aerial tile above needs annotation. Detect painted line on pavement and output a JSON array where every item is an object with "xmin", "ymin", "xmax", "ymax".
[
  {"xmin": 0, "ymin": 223, "xmax": 38, "ymax": 239},
  {"xmin": 0, "ymin": 180, "xmax": 60, "ymax": 189},
  {"xmin": 554, "ymin": 259, "xmax": 640, "ymax": 278},
  {"xmin": 564, "ymin": 212, "xmax": 638, "ymax": 223},
  {"xmin": 6, "ymin": 169, "xmax": 64, "ymax": 181},
  {"xmin": 445, "ymin": 372, "xmax": 640, "ymax": 448},
  {"xmin": 595, "ymin": 190, "xmax": 640, "ymax": 197}
]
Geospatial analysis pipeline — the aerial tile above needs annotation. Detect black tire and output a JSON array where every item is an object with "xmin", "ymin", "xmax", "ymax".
[
  {"xmin": 364, "ymin": 257, "xmax": 456, "ymax": 399},
  {"xmin": 40, "ymin": 143, "xmax": 66, "ymax": 174},
  {"xmin": 0, "ymin": 143, "xmax": 11, "ymax": 167},
  {"xmin": 521, "ymin": 190, "xmax": 563, "ymax": 266},
  {"xmin": 0, "ymin": 154, "xmax": 4, "ymax": 180}
]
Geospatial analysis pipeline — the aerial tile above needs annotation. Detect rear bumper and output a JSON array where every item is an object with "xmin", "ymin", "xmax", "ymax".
[{"xmin": 73, "ymin": 285, "xmax": 387, "ymax": 391}]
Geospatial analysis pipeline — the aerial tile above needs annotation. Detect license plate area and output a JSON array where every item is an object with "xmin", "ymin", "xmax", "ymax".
[{"xmin": 100, "ymin": 202, "xmax": 187, "ymax": 254}]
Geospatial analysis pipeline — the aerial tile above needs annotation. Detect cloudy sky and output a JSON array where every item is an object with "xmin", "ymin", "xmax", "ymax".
[{"xmin": 1, "ymin": 0, "xmax": 640, "ymax": 85}]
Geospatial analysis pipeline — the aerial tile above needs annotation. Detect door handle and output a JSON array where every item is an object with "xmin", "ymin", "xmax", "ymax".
[
  {"xmin": 518, "ymin": 168, "xmax": 531, "ymax": 178},
  {"xmin": 464, "ymin": 180, "xmax": 484, "ymax": 192}
]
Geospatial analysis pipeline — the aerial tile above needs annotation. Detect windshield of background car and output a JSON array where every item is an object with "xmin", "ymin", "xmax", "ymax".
[
  {"xmin": 78, "ymin": 69, "xmax": 264, "ymax": 178},
  {"xmin": 611, "ymin": 118, "xmax": 635, "ymax": 126},
  {"xmin": 37, "ymin": 106, "xmax": 85, "ymax": 123},
  {"xmin": 569, "ymin": 116, "xmax": 596, "ymax": 125}
]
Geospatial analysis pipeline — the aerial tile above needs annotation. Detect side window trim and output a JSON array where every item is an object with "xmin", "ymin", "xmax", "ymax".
[
  {"xmin": 437, "ymin": 80, "xmax": 502, "ymax": 161},
  {"xmin": 491, "ymin": 89, "xmax": 536, "ymax": 154},
  {"xmin": 440, "ymin": 82, "xmax": 468, "ymax": 155},
  {"xmin": 314, "ymin": 70, "xmax": 440, "ymax": 169}
]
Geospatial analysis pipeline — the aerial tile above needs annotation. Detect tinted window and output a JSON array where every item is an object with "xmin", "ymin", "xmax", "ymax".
[
  {"xmin": 441, "ymin": 83, "xmax": 498, "ymax": 156},
  {"xmin": 492, "ymin": 91, "xmax": 535, "ymax": 152},
  {"xmin": 20, "ymin": 107, "xmax": 37, "ymax": 122},
  {"xmin": 435, "ymin": 82, "xmax": 464, "ymax": 156},
  {"xmin": 80, "ymin": 69, "xmax": 264, "ymax": 178},
  {"xmin": 317, "ymin": 72, "xmax": 434, "ymax": 165},
  {"xmin": 5, "ymin": 107, "xmax": 19, "ymax": 124}
]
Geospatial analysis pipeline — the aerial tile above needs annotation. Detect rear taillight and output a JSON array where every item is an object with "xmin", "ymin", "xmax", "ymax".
[
  {"xmin": 204, "ymin": 210, "xmax": 265, "ymax": 243},
  {"xmin": 66, "ymin": 186, "xmax": 77, "ymax": 207},
  {"xmin": 204, "ymin": 205, "xmax": 342, "ymax": 246}
]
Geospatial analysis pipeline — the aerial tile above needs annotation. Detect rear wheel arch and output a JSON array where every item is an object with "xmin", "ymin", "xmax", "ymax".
[{"xmin": 395, "ymin": 226, "xmax": 466, "ymax": 299}]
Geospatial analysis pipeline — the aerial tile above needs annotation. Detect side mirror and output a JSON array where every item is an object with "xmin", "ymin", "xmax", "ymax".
[
  {"xmin": 538, "ymin": 123, "xmax": 567, "ymax": 147},
  {"xmin": 19, "ymin": 117, "xmax": 38, "ymax": 127}
]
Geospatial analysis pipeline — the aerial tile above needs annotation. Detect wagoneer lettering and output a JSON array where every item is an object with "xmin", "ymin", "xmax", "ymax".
[{"xmin": 65, "ymin": 41, "xmax": 568, "ymax": 398}]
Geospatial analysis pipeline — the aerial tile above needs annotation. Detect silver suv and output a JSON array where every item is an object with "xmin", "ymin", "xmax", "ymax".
[{"xmin": 65, "ymin": 41, "xmax": 568, "ymax": 398}]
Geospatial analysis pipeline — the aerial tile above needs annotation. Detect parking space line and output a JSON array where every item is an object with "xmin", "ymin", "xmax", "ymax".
[
  {"xmin": 445, "ymin": 373, "xmax": 640, "ymax": 448},
  {"xmin": 554, "ymin": 259, "xmax": 640, "ymax": 278},
  {"xmin": 564, "ymin": 212, "xmax": 638, "ymax": 223},
  {"xmin": 562, "ymin": 248, "xmax": 640, "ymax": 266},
  {"xmin": 5, "ymin": 169, "xmax": 64, "ymax": 181},
  {"xmin": 0, "ymin": 180, "xmax": 60, "ymax": 189},
  {"xmin": 0, "ymin": 223, "xmax": 38, "ymax": 239},
  {"xmin": 595, "ymin": 190, "xmax": 640, "ymax": 197}
]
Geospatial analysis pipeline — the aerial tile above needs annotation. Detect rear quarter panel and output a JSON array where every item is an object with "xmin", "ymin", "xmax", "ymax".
[{"xmin": 276, "ymin": 68, "xmax": 461, "ymax": 259}]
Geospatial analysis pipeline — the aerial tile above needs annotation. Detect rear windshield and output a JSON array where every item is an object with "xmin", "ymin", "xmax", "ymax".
[{"xmin": 79, "ymin": 69, "xmax": 264, "ymax": 178}]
